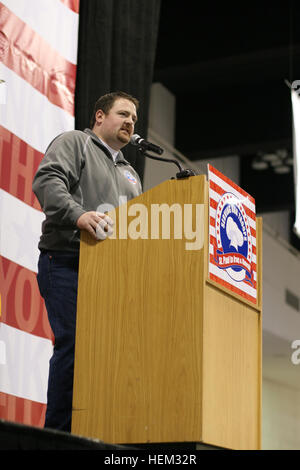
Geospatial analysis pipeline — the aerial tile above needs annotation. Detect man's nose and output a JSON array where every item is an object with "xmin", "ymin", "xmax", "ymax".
[{"xmin": 125, "ymin": 116, "xmax": 134, "ymax": 126}]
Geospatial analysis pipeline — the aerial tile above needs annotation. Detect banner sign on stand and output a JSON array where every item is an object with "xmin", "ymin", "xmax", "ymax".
[
  {"xmin": 0, "ymin": 0, "xmax": 80, "ymax": 427},
  {"xmin": 208, "ymin": 164, "xmax": 257, "ymax": 305}
]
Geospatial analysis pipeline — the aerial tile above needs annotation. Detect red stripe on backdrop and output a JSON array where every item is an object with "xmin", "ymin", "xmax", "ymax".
[
  {"xmin": 0, "ymin": 391, "xmax": 46, "ymax": 428},
  {"xmin": 0, "ymin": 126, "xmax": 43, "ymax": 211},
  {"xmin": 209, "ymin": 198, "xmax": 218, "ymax": 210},
  {"xmin": 0, "ymin": 256, "xmax": 53, "ymax": 343},
  {"xmin": 60, "ymin": 0, "xmax": 80, "ymax": 14},
  {"xmin": 0, "ymin": 3, "xmax": 76, "ymax": 116}
]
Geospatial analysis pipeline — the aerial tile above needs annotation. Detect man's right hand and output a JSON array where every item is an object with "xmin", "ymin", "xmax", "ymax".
[{"xmin": 76, "ymin": 211, "xmax": 114, "ymax": 240}]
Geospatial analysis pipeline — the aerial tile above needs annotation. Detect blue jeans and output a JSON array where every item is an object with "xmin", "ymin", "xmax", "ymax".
[{"xmin": 37, "ymin": 250, "xmax": 79, "ymax": 432}]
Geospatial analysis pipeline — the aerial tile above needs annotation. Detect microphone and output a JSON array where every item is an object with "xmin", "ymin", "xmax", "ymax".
[
  {"xmin": 131, "ymin": 133, "xmax": 195, "ymax": 179},
  {"xmin": 130, "ymin": 134, "xmax": 164, "ymax": 155}
]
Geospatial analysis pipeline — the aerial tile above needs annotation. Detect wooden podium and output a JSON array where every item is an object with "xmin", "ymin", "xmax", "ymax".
[{"xmin": 71, "ymin": 174, "xmax": 262, "ymax": 450}]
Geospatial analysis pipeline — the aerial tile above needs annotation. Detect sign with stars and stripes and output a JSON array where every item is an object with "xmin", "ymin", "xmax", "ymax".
[
  {"xmin": 0, "ymin": 0, "xmax": 80, "ymax": 428},
  {"xmin": 208, "ymin": 164, "xmax": 257, "ymax": 305}
]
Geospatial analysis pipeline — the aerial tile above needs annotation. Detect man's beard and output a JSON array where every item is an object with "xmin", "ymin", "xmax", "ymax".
[{"xmin": 118, "ymin": 128, "xmax": 131, "ymax": 144}]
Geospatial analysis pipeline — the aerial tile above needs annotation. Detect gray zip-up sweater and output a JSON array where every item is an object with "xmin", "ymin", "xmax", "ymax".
[{"xmin": 32, "ymin": 128, "xmax": 142, "ymax": 252}]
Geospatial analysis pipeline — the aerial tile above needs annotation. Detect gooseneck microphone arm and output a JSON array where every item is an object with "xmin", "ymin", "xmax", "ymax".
[
  {"xmin": 130, "ymin": 134, "xmax": 195, "ymax": 179},
  {"xmin": 138, "ymin": 148, "xmax": 196, "ymax": 179}
]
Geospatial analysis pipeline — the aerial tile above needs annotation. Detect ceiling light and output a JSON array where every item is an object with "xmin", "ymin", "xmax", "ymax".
[
  {"xmin": 252, "ymin": 158, "xmax": 268, "ymax": 170},
  {"xmin": 276, "ymin": 149, "xmax": 288, "ymax": 159},
  {"xmin": 270, "ymin": 159, "xmax": 282, "ymax": 167},
  {"xmin": 285, "ymin": 156, "xmax": 294, "ymax": 165},
  {"xmin": 261, "ymin": 153, "xmax": 280, "ymax": 163},
  {"xmin": 274, "ymin": 165, "xmax": 290, "ymax": 174}
]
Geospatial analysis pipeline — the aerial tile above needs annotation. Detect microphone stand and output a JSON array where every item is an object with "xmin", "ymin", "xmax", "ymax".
[{"xmin": 137, "ymin": 147, "xmax": 196, "ymax": 179}]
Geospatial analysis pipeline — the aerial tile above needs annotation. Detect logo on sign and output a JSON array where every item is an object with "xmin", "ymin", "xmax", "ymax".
[{"xmin": 214, "ymin": 192, "xmax": 254, "ymax": 285}]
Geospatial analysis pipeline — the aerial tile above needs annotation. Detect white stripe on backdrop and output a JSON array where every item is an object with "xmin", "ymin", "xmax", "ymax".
[
  {"xmin": 0, "ymin": 189, "xmax": 44, "ymax": 273},
  {"xmin": 1, "ymin": 0, "xmax": 79, "ymax": 64},
  {"xmin": 0, "ymin": 0, "xmax": 79, "ymax": 423},
  {"xmin": 0, "ymin": 323, "xmax": 53, "ymax": 404}
]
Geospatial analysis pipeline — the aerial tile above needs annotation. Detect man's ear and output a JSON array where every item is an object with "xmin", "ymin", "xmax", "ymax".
[{"xmin": 95, "ymin": 109, "xmax": 105, "ymax": 125}]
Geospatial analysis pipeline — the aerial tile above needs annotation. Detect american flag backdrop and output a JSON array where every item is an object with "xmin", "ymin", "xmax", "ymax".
[{"xmin": 0, "ymin": 0, "xmax": 79, "ymax": 427}]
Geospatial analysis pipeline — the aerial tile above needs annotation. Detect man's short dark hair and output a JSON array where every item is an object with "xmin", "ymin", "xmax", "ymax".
[{"xmin": 90, "ymin": 91, "xmax": 139, "ymax": 129}]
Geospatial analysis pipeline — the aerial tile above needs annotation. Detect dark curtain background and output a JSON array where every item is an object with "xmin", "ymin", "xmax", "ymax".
[{"xmin": 75, "ymin": 0, "xmax": 161, "ymax": 183}]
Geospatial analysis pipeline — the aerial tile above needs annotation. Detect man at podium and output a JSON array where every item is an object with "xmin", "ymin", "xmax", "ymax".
[{"xmin": 32, "ymin": 91, "xmax": 142, "ymax": 432}]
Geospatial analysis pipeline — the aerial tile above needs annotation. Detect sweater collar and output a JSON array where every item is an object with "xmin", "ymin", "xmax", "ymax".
[{"xmin": 84, "ymin": 128, "xmax": 130, "ymax": 165}]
